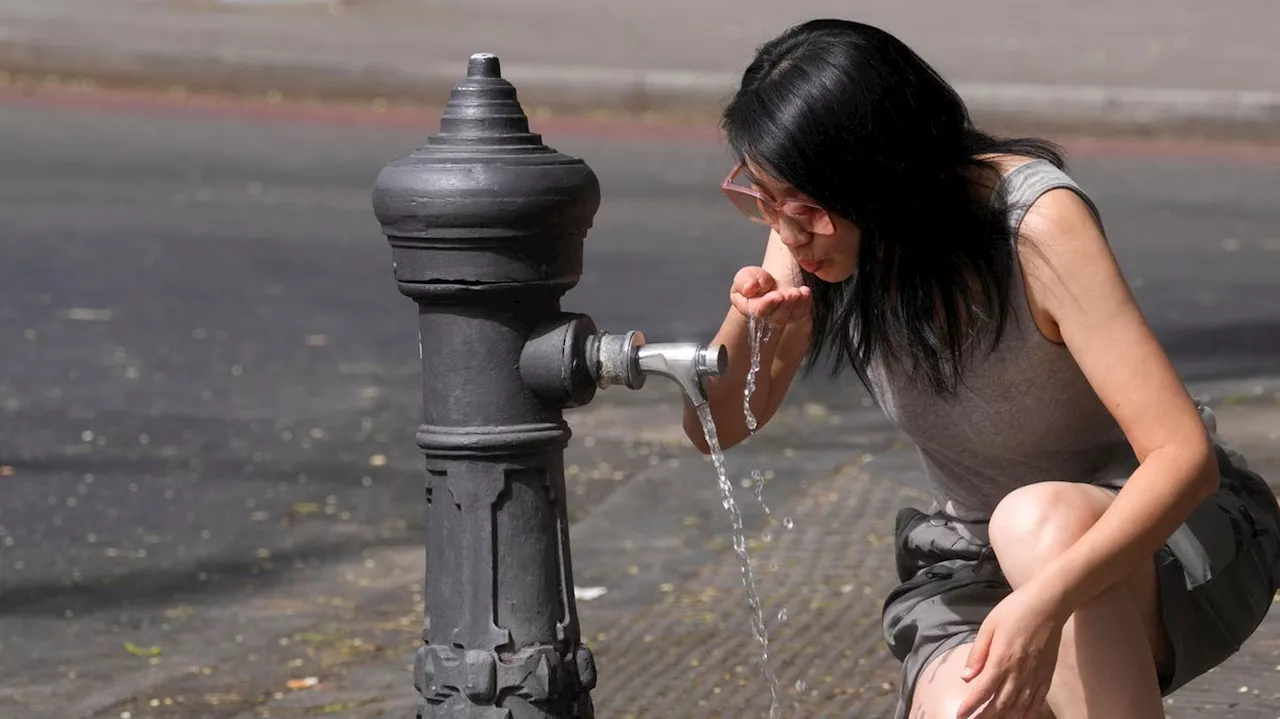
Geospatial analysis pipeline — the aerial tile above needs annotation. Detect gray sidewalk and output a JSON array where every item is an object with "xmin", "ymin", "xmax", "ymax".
[{"xmin": 3, "ymin": 0, "xmax": 1280, "ymax": 131}]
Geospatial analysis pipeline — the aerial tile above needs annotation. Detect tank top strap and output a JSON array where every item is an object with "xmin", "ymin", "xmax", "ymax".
[{"xmin": 995, "ymin": 159, "xmax": 1107, "ymax": 237}]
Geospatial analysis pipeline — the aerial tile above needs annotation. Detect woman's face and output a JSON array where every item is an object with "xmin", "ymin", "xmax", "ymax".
[{"xmin": 742, "ymin": 159, "xmax": 862, "ymax": 282}]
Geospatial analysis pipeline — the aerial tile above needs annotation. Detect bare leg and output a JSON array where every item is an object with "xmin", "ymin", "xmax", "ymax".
[
  {"xmin": 990, "ymin": 482, "xmax": 1167, "ymax": 719},
  {"xmin": 910, "ymin": 645, "xmax": 1053, "ymax": 719},
  {"xmin": 906, "ymin": 482, "xmax": 1169, "ymax": 719}
]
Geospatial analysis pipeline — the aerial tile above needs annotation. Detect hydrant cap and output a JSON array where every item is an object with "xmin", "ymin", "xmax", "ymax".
[
  {"xmin": 467, "ymin": 53, "xmax": 501, "ymax": 78},
  {"xmin": 371, "ymin": 53, "xmax": 601, "ymax": 242}
]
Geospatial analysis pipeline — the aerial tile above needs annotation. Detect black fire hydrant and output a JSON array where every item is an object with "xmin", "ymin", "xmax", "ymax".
[{"xmin": 372, "ymin": 53, "xmax": 728, "ymax": 718}]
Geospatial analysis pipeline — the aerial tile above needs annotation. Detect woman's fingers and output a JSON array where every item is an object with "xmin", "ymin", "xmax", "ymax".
[
  {"xmin": 731, "ymin": 290, "xmax": 771, "ymax": 319},
  {"xmin": 753, "ymin": 290, "xmax": 786, "ymax": 320},
  {"xmin": 774, "ymin": 286, "xmax": 812, "ymax": 324},
  {"xmin": 730, "ymin": 271, "xmax": 810, "ymax": 325},
  {"xmin": 732, "ymin": 266, "xmax": 777, "ymax": 299},
  {"xmin": 729, "ymin": 291, "xmax": 754, "ymax": 318}
]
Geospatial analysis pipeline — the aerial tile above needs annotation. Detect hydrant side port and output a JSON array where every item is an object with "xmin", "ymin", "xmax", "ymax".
[{"xmin": 520, "ymin": 313, "xmax": 602, "ymax": 409}]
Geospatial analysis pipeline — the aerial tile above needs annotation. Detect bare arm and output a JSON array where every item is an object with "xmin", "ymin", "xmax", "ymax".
[
  {"xmin": 683, "ymin": 229, "xmax": 813, "ymax": 453},
  {"xmin": 1016, "ymin": 188, "xmax": 1219, "ymax": 618}
]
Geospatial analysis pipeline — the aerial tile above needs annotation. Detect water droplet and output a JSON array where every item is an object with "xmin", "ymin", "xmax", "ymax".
[
  {"xmin": 795, "ymin": 679, "xmax": 807, "ymax": 692},
  {"xmin": 783, "ymin": 517, "xmax": 794, "ymax": 530},
  {"xmin": 777, "ymin": 608, "xmax": 788, "ymax": 624}
]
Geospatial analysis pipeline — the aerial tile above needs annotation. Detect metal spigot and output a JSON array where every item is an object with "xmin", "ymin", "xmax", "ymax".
[{"xmin": 591, "ymin": 331, "xmax": 729, "ymax": 407}]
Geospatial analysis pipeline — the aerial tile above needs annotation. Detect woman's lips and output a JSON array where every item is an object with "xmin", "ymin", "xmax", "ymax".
[{"xmin": 798, "ymin": 259, "xmax": 822, "ymax": 273}]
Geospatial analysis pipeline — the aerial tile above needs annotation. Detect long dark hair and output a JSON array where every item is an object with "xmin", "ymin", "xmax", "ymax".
[{"xmin": 722, "ymin": 19, "xmax": 1066, "ymax": 396}]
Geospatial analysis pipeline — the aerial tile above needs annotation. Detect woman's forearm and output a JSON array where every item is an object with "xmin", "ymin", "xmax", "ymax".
[
  {"xmin": 1030, "ymin": 440, "xmax": 1219, "ymax": 620},
  {"xmin": 682, "ymin": 307, "xmax": 807, "ymax": 453}
]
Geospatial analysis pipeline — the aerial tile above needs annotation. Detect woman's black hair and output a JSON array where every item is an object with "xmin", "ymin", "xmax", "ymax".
[{"xmin": 722, "ymin": 19, "xmax": 1067, "ymax": 396}]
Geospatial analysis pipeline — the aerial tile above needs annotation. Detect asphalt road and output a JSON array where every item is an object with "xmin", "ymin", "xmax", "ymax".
[{"xmin": 0, "ymin": 92, "xmax": 1278, "ymax": 716}]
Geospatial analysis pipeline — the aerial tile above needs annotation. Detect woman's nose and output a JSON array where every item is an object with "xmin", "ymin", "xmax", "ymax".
[{"xmin": 777, "ymin": 226, "xmax": 811, "ymax": 248}]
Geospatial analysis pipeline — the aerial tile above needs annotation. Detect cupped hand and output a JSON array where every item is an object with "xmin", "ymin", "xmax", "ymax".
[
  {"xmin": 955, "ymin": 585, "xmax": 1066, "ymax": 719},
  {"xmin": 730, "ymin": 266, "xmax": 812, "ymax": 326}
]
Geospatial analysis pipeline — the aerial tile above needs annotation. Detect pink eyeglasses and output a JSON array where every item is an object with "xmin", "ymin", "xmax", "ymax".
[{"xmin": 720, "ymin": 162, "xmax": 827, "ymax": 231}]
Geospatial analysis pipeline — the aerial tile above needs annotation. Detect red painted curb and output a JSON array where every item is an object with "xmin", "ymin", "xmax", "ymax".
[{"xmin": 5, "ymin": 83, "xmax": 1280, "ymax": 163}]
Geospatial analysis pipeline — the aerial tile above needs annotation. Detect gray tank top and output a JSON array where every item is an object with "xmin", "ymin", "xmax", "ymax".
[{"xmin": 867, "ymin": 159, "xmax": 1142, "ymax": 521}]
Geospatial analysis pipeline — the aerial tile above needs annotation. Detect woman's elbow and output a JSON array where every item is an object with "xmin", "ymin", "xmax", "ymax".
[
  {"xmin": 682, "ymin": 404, "xmax": 750, "ymax": 455},
  {"xmin": 1192, "ymin": 439, "xmax": 1222, "ymax": 501},
  {"xmin": 1167, "ymin": 433, "xmax": 1220, "ymax": 504}
]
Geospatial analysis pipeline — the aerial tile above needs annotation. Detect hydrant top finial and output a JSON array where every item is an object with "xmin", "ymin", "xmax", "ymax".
[
  {"xmin": 468, "ymin": 53, "xmax": 501, "ymax": 79},
  {"xmin": 371, "ymin": 54, "xmax": 601, "ymax": 254}
]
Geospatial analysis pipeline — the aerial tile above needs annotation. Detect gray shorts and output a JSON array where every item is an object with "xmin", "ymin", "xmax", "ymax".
[{"xmin": 881, "ymin": 445, "xmax": 1280, "ymax": 719}]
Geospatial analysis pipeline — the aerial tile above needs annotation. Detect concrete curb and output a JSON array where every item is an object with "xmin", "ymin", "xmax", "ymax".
[
  {"xmin": 957, "ymin": 81, "xmax": 1280, "ymax": 132},
  {"xmin": 4, "ymin": 38, "xmax": 1280, "ymax": 135}
]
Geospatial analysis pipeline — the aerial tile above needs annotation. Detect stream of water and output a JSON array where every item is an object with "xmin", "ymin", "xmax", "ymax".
[
  {"xmin": 694, "ymin": 403, "xmax": 783, "ymax": 718},
  {"xmin": 745, "ymin": 317, "xmax": 794, "ymax": 543},
  {"xmin": 687, "ymin": 314, "xmax": 798, "ymax": 717},
  {"xmin": 744, "ymin": 315, "xmax": 777, "ymax": 515}
]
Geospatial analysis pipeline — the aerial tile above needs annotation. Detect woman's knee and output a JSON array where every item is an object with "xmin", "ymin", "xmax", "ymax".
[{"xmin": 989, "ymin": 482, "xmax": 1113, "ymax": 586}]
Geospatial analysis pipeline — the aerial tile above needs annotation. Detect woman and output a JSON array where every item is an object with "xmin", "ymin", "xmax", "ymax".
[{"xmin": 681, "ymin": 18, "xmax": 1280, "ymax": 719}]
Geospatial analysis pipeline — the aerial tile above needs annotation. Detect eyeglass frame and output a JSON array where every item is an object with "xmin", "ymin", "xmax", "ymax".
[{"xmin": 720, "ymin": 162, "xmax": 827, "ymax": 226}]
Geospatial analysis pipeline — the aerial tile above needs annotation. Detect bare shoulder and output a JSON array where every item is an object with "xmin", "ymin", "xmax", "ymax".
[
  {"xmin": 1019, "ymin": 186, "xmax": 1114, "ymax": 273},
  {"xmin": 1015, "ymin": 185, "xmax": 1125, "ymax": 325},
  {"xmin": 968, "ymin": 153, "xmax": 1038, "ymax": 196},
  {"xmin": 986, "ymin": 153, "xmax": 1040, "ymax": 175},
  {"xmin": 1012, "ymin": 176, "xmax": 1210, "ymax": 465}
]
